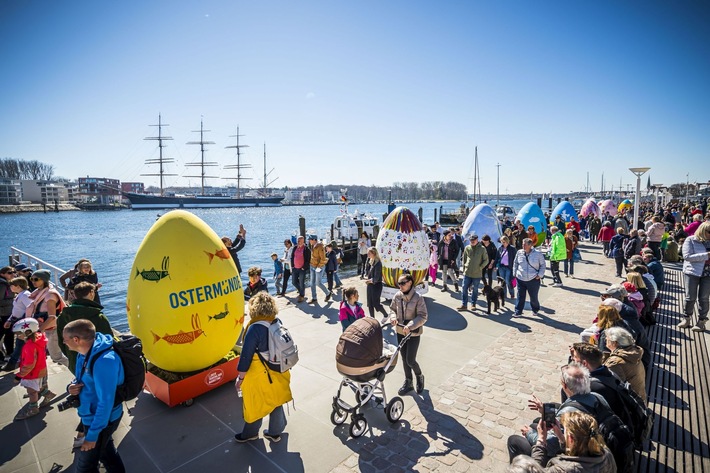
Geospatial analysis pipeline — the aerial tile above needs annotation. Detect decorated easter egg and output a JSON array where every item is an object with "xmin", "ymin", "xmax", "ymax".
[
  {"xmin": 515, "ymin": 202, "xmax": 546, "ymax": 246},
  {"xmin": 462, "ymin": 203, "xmax": 502, "ymax": 244},
  {"xmin": 375, "ymin": 206, "xmax": 430, "ymax": 288},
  {"xmin": 618, "ymin": 199, "xmax": 633, "ymax": 214},
  {"xmin": 127, "ymin": 210, "xmax": 244, "ymax": 372},
  {"xmin": 580, "ymin": 199, "xmax": 600, "ymax": 218},
  {"xmin": 599, "ymin": 199, "xmax": 617, "ymax": 218},
  {"xmin": 550, "ymin": 201, "xmax": 579, "ymax": 225}
]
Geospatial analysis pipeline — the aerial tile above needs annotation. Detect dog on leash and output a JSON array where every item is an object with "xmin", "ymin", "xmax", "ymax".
[{"xmin": 481, "ymin": 277, "xmax": 506, "ymax": 314}]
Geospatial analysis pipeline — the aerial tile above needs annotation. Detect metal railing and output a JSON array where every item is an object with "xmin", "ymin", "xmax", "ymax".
[{"xmin": 8, "ymin": 247, "xmax": 66, "ymax": 288}]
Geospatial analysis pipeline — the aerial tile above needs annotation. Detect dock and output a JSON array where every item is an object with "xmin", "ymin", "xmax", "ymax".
[{"xmin": 1, "ymin": 241, "xmax": 709, "ymax": 472}]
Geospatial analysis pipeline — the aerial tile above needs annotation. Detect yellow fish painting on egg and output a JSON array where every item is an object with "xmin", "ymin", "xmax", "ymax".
[{"xmin": 127, "ymin": 210, "xmax": 244, "ymax": 373}]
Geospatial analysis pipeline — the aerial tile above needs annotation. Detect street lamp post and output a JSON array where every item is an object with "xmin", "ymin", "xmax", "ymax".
[
  {"xmin": 629, "ymin": 167, "xmax": 651, "ymax": 230},
  {"xmin": 496, "ymin": 163, "xmax": 501, "ymax": 208}
]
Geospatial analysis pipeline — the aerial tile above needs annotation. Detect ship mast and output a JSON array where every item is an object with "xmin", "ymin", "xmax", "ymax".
[
  {"xmin": 142, "ymin": 114, "xmax": 176, "ymax": 196},
  {"xmin": 185, "ymin": 118, "xmax": 217, "ymax": 195},
  {"xmin": 261, "ymin": 142, "xmax": 278, "ymax": 196},
  {"xmin": 472, "ymin": 146, "xmax": 481, "ymax": 206},
  {"xmin": 223, "ymin": 125, "xmax": 252, "ymax": 197}
]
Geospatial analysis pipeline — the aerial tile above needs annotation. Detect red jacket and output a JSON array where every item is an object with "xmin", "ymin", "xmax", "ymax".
[
  {"xmin": 19, "ymin": 333, "xmax": 48, "ymax": 380},
  {"xmin": 598, "ymin": 226, "xmax": 615, "ymax": 242}
]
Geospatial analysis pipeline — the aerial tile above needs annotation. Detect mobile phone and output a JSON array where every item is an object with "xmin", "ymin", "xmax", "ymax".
[{"xmin": 543, "ymin": 403, "xmax": 556, "ymax": 426}]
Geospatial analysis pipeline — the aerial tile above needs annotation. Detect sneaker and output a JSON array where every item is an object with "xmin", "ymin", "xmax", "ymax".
[
  {"xmin": 456, "ymin": 306, "xmax": 468, "ymax": 311},
  {"xmin": 569, "ymin": 275, "xmax": 574, "ymax": 279},
  {"xmin": 512, "ymin": 312, "xmax": 522, "ymax": 318},
  {"xmin": 308, "ymin": 299, "xmax": 317, "ymax": 304},
  {"xmin": 441, "ymin": 286, "xmax": 448, "ymax": 292},
  {"xmin": 691, "ymin": 319, "xmax": 707, "ymax": 332},
  {"xmin": 73, "ymin": 436, "xmax": 85, "ymax": 449},
  {"xmin": 234, "ymin": 433, "xmax": 259, "ymax": 443},
  {"xmin": 14, "ymin": 406, "xmax": 39, "ymax": 421},
  {"xmin": 324, "ymin": 292, "xmax": 332, "ymax": 302},
  {"xmin": 39, "ymin": 391, "xmax": 56, "ymax": 408},
  {"xmin": 532, "ymin": 312, "xmax": 541, "ymax": 317},
  {"xmin": 677, "ymin": 317, "xmax": 692, "ymax": 329},
  {"xmin": 297, "ymin": 296, "xmax": 304, "ymax": 303},
  {"xmin": 263, "ymin": 431, "xmax": 281, "ymax": 443}
]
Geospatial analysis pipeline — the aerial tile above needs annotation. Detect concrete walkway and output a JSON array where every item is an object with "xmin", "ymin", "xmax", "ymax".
[{"xmin": 0, "ymin": 242, "xmax": 689, "ymax": 472}]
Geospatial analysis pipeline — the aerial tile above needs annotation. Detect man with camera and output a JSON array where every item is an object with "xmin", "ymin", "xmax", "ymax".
[{"xmin": 62, "ymin": 319, "xmax": 125, "ymax": 473}]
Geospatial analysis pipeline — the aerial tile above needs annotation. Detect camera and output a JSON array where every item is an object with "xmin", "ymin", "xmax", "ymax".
[
  {"xmin": 57, "ymin": 394, "xmax": 80, "ymax": 412},
  {"xmin": 542, "ymin": 403, "xmax": 557, "ymax": 426}
]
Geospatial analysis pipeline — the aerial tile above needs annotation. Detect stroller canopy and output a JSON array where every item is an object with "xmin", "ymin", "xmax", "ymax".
[{"xmin": 336, "ymin": 317, "xmax": 384, "ymax": 369}]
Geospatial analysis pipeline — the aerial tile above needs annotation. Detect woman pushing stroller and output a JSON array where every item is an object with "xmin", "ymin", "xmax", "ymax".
[{"xmin": 389, "ymin": 273, "xmax": 428, "ymax": 396}]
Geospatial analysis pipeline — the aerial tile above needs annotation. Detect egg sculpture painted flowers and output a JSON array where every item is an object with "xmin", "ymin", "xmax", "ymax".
[
  {"xmin": 127, "ymin": 210, "xmax": 244, "ymax": 373},
  {"xmin": 375, "ymin": 207, "xmax": 430, "ymax": 288}
]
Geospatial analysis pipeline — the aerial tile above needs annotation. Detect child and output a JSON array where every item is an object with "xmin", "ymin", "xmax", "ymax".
[
  {"xmin": 428, "ymin": 241, "xmax": 438, "ymax": 285},
  {"xmin": 271, "ymin": 253, "xmax": 283, "ymax": 296},
  {"xmin": 339, "ymin": 287, "xmax": 365, "ymax": 331},
  {"xmin": 243, "ymin": 266, "xmax": 268, "ymax": 301},
  {"xmin": 12, "ymin": 317, "xmax": 54, "ymax": 420},
  {"xmin": 324, "ymin": 244, "xmax": 338, "ymax": 302},
  {"xmin": 1, "ymin": 277, "xmax": 33, "ymax": 371}
]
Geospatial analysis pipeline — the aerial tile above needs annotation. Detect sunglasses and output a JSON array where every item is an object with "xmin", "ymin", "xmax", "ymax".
[
  {"xmin": 397, "ymin": 280, "xmax": 412, "ymax": 286},
  {"xmin": 30, "ymin": 277, "xmax": 41, "ymax": 282}
]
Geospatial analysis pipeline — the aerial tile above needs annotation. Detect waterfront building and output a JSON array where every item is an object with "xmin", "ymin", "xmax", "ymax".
[
  {"xmin": 122, "ymin": 182, "xmax": 145, "ymax": 194},
  {"xmin": 0, "ymin": 179, "xmax": 22, "ymax": 205},
  {"xmin": 20, "ymin": 180, "xmax": 71, "ymax": 204},
  {"xmin": 78, "ymin": 176, "xmax": 121, "ymax": 204}
]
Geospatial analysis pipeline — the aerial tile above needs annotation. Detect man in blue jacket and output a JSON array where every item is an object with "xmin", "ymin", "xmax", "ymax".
[{"xmin": 63, "ymin": 319, "xmax": 125, "ymax": 473}]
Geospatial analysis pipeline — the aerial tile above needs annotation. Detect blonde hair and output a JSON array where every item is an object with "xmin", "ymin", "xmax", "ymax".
[
  {"xmin": 561, "ymin": 411, "xmax": 606, "ymax": 457},
  {"xmin": 616, "ymin": 227, "xmax": 625, "ymax": 235},
  {"xmin": 626, "ymin": 271, "xmax": 646, "ymax": 289},
  {"xmin": 596, "ymin": 305, "xmax": 622, "ymax": 330},
  {"xmin": 696, "ymin": 221, "xmax": 710, "ymax": 242},
  {"xmin": 367, "ymin": 246, "xmax": 380, "ymax": 263},
  {"xmin": 247, "ymin": 292, "xmax": 278, "ymax": 325}
]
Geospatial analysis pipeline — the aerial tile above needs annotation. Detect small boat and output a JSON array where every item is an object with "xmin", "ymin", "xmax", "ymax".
[
  {"xmin": 332, "ymin": 190, "xmax": 378, "ymax": 240},
  {"xmin": 496, "ymin": 205, "xmax": 516, "ymax": 221}
]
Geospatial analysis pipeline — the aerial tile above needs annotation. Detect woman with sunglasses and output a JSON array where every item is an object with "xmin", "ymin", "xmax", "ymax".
[
  {"xmin": 0, "ymin": 266, "xmax": 17, "ymax": 361},
  {"xmin": 389, "ymin": 273, "xmax": 428, "ymax": 395},
  {"xmin": 25, "ymin": 269, "xmax": 69, "ymax": 367}
]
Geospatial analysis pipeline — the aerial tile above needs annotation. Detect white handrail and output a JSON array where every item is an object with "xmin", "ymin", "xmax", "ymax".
[{"xmin": 9, "ymin": 247, "xmax": 66, "ymax": 288}]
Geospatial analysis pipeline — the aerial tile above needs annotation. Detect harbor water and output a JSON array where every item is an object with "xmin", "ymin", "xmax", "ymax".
[{"xmin": 0, "ymin": 200, "xmax": 531, "ymax": 331}]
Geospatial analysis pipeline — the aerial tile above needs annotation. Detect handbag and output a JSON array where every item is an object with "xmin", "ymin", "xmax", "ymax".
[
  {"xmin": 242, "ymin": 354, "xmax": 292, "ymax": 423},
  {"xmin": 511, "ymin": 277, "xmax": 517, "ymax": 288},
  {"xmin": 572, "ymin": 248, "xmax": 582, "ymax": 262}
]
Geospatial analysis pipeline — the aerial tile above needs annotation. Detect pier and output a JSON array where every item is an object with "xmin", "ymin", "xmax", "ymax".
[{"xmin": 1, "ymin": 241, "xmax": 709, "ymax": 472}]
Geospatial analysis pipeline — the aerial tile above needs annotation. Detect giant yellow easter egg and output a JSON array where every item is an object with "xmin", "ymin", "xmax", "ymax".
[{"xmin": 127, "ymin": 210, "xmax": 244, "ymax": 372}]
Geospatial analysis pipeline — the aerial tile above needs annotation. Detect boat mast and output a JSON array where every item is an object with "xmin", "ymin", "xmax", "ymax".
[
  {"xmin": 185, "ymin": 118, "xmax": 217, "ymax": 195},
  {"xmin": 223, "ymin": 126, "xmax": 252, "ymax": 197},
  {"xmin": 261, "ymin": 142, "xmax": 278, "ymax": 196},
  {"xmin": 472, "ymin": 146, "xmax": 481, "ymax": 206},
  {"xmin": 142, "ymin": 114, "xmax": 176, "ymax": 196}
]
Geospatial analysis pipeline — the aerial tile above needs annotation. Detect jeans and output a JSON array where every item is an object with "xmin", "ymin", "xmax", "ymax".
[
  {"xmin": 240, "ymin": 405, "xmax": 286, "ymax": 438},
  {"xmin": 482, "ymin": 267, "xmax": 494, "ymax": 287},
  {"xmin": 498, "ymin": 266, "xmax": 514, "ymax": 298},
  {"xmin": 684, "ymin": 274, "xmax": 710, "ymax": 321},
  {"xmin": 8, "ymin": 337, "xmax": 24, "ymax": 364},
  {"xmin": 462, "ymin": 276, "xmax": 481, "ymax": 307},
  {"xmin": 550, "ymin": 261, "xmax": 562, "ymax": 284},
  {"xmin": 366, "ymin": 282, "xmax": 388, "ymax": 318},
  {"xmin": 292, "ymin": 267, "xmax": 306, "ymax": 297},
  {"xmin": 602, "ymin": 241, "xmax": 610, "ymax": 256},
  {"xmin": 515, "ymin": 278, "xmax": 541, "ymax": 314},
  {"xmin": 76, "ymin": 415, "xmax": 125, "ymax": 473},
  {"xmin": 45, "ymin": 329, "xmax": 69, "ymax": 367},
  {"xmin": 563, "ymin": 258, "xmax": 574, "ymax": 276},
  {"xmin": 397, "ymin": 333, "xmax": 422, "ymax": 380},
  {"xmin": 310, "ymin": 267, "xmax": 329, "ymax": 299}
]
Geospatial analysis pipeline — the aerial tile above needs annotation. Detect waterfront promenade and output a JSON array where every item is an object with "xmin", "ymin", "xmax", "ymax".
[{"xmin": 1, "ymin": 241, "xmax": 708, "ymax": 472}]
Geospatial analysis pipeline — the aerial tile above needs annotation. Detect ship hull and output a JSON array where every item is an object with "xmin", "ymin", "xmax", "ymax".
[{"xmin": 124, "ymin": 193, "xmax": 284, "ymax": 210}]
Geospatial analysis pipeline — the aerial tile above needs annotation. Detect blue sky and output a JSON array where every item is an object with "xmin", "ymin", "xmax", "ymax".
[{"xmin": 1, "ymin": 0, "xmax": 708, "ymax": 195}]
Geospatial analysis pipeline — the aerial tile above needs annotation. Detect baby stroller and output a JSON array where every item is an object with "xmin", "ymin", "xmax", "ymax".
[{"xmin": 331, "ymin": 317, "xmax": 409, "ymax": 438}]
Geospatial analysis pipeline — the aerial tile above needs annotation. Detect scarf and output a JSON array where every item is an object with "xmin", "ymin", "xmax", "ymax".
[{"xmin": 25, "ymin": 287, "xmax": 66, "ymax": 318}]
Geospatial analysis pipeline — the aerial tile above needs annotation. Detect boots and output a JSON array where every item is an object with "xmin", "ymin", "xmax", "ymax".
[
  {"xmin": 691, "ymin": 319, "xmax": 707, "ymax": 332},
  {"xmin": 398, "ymin": 379, "xmax": 414, "ymax": 395},
  {"xmin": 677, "ymin": 317, "xmax": 692, "ymax": 329},
  {"xmin": 416, "ymin": 374, "xmax": 425, "ymax": 394}
]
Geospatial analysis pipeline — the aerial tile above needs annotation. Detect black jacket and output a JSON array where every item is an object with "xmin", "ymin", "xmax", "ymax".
[
  {"xmin": 0, "ymin": 278, "xmax": 13, "ymax": 318},
  {"xmin": 437, "ymin": 238, "xmax": 460, "ymax": 266},
  {"xmin": 495, "ymin": 245, "xmax": 517, "ymax": 270},
  {"xmin": 228, "ymin": 235, "xmax": 246, "ymax": 274},
  {"xmin": 290, "ymin": 244, "xmax": 311, "ymax": 270}
]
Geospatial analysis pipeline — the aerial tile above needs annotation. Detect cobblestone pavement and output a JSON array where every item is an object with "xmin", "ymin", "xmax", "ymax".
[{"xmin": 330, "ymin": 242, "xmax": 619, "ymax": 472}]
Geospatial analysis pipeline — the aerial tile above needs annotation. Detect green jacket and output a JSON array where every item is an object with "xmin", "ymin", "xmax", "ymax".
[
  {"xmin": 57, "ymin": 299, "xmax": 114, "ymax": 375},
  {"xmin": 550, "ymin": 232, "xmax": 567, "ymax": 261},
  {"xmin": 462, "ymin": 243, "xmax": 488, "ymax": 278}
]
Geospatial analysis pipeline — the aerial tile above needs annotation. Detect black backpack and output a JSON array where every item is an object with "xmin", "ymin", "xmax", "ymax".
[
  {"xmin": 90, "ymin": 335, "xmax": 147, "ymax": 407},
  {"xmin": 565, "ymin": 395, "xmax": 635, "ymax": 473},
  {"xmin": 592, "ymin": 375, "xmax": 653, "ymax": 449}
]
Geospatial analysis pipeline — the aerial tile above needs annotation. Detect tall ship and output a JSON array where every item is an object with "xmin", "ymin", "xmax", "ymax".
[{"xmin": 123, "ymin": 115, "xmax": 284, "ymax": 210}]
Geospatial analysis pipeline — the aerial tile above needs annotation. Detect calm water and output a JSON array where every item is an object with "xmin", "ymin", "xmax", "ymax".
[{"xmin": 0, "ymin": 199, "xmax": 532, "ymax": 331}]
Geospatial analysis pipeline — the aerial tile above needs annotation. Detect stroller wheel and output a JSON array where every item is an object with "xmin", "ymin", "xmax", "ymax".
[
  {"xmin": 349, "ymin": 415, "xmax": 368, "ymax": 438},
  {"xmin": 355, "ymin": 384, "xmax": 373, "ymax": 404},
  {"xmin": 330, "ymin": 407, "xmax": 348, "ymax": 426},
  {"xmin": 385, "ymin": 396, "xmax": 404, "ymax": 423}
]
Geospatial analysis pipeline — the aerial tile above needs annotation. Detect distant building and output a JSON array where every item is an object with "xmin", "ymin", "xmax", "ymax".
[
  {"xmin": 78, "ymin": 176, "xmax": 121, "ymax": 204},
  {"xmin": 0, "ymin": 179, "xmax": 22, "ymax": 205},
  {"xmin": 20, "ymin": 180, "xmax": 70, "ymax": 204},
  {"xmin": 122, "ymin": 182, "xmax": 145, "ymax": 194}
]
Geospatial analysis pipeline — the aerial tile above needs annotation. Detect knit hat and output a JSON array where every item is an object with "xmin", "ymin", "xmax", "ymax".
[
  {"xmin": 603, "ymin": 284, "xmax": 628, "ymax": 299},
  {"xmin": 601, "ymin": 298, "xmax": 622, "ymax": 312},
  {"xmin": 32, "ymin": 269, "xmax": 51, "ymax": 284},
  {"xmin": 14, "ymin": 263, "xmax": 29, "ymax": 272}
]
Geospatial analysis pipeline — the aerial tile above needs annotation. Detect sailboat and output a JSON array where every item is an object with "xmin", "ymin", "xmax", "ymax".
[{"xmin": 123, "ymin": 116, "xmax": 284, "ymax": 210}]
